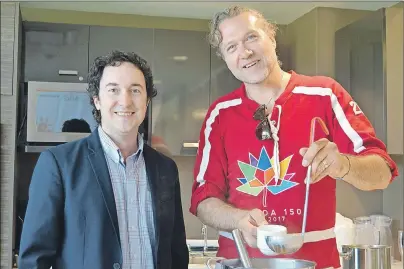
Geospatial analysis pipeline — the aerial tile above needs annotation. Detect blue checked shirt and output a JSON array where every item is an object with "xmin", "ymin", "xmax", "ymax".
[{"xmin": 98, "ymin": 126, "xmax": 155, "ymax": 269}]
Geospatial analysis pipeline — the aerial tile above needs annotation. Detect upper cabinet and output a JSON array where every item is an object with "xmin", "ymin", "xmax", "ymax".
[
  {"xmin": 23, "ymin": 22, "xmax": 89, "ymax": 83},
  {"xmin": 335, "ymin": 9, "xmax": 403, "ymax": 154},
  {"xmin": 151, "ymin": 29, "xmax": 210, "ymax": 156},
  {"xmin": 385, "ymin": 4, "xmax": 403, "ymax": 155},
  {"xmin": 88, "ymin": 26, "xmax": 154, "ymax": 68},
  {"xmin": 209, "ymin": 49, "xmax": 241, "ymax": 104}
]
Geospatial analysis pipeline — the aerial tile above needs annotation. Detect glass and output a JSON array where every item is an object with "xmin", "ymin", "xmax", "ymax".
[
  {"xmin": 354, "ymin": 216, "xmax": 378, "ymax": 245},
  {"xmin": 36, "ymin": 91, "xmax": 97, "ymax": 133},
  {"xmin": 370, "ymin": 215, "xmax": 394, "ymax": 261}
]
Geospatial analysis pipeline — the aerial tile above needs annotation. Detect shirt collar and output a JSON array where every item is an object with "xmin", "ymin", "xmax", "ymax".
[{"xmin": 98, "ymin": 126, "xmax": 144, "ymax": 164}]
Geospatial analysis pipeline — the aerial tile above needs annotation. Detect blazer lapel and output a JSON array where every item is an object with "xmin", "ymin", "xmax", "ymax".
[
  {"xmin": 143, "ymin": 146, "xmax": 160, "ymax": 259},
  {"xmin": 87, "ymin": 129, "xmax": 121, "ymax": 248}
]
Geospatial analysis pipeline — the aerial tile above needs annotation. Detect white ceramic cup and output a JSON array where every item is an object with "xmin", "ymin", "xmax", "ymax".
[{"xmin": 257, "ymin": 224, "xmax": 287, "ymax": 255}]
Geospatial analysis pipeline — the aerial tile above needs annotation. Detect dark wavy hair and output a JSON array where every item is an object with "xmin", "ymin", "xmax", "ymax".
[{"xmin": 87, "ymin": 50, "xmax": 157, "ymax": 124}]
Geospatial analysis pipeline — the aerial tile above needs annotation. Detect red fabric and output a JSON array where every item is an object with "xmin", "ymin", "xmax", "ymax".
[{"xmin": 190, "ymin": 71, "xmax": 398, "ymax": 268}]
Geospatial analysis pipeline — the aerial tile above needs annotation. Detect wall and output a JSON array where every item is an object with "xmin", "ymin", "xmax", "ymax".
[
  {"xmin": 385, "ymin": 2, "xmax": 404, "ymax": 155},
  {"xmin": 383, "ymin": 2, "xmax": 404, "ymax": 259},
  {"xmin": 383, "ymin": 155, "xmax": 404, "ymax": 258},
  {"xmin": 286, "ymin": 5, "xmax": 404, "ymax": 259},
  {"xmin": 174, "ymin": 156, "xmax": 220, "ymax": 239},
  {"xmin": 1, "ymin": 2, "xmax": 21, "ymax": 268}
]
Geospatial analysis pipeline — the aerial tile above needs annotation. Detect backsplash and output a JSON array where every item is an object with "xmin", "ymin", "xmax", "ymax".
[{"xmin": 172, "ymin": 156, "xmax": 219, "ymax": 240}]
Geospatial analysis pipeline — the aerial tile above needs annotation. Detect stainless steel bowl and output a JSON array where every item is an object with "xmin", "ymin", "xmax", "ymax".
[{"xmin": 207, "ymin": 257, "xmax": 316, "ymax": 269}]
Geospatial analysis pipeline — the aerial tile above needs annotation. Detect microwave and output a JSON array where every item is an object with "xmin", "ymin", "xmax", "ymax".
[
  {"xmin": 26, "ymin": 81, "xmax": 96, "ymax": 143},
  {"xmin": 25, "ymin": 81, "xmax": 151, "ymax": 145}
]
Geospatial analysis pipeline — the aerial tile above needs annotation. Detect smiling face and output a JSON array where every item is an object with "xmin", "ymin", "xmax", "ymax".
[
  {"xmin": 219, "ymin": 12, "xmax": 278, "ymax": 85},
  {"xmin": 93, "ymin": 61, "xmax": 148, "ymax": 137}
]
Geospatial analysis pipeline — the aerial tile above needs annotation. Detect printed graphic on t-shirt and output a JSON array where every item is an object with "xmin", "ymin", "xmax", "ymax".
[{"xmin": 236, "ymin": 147, "xmax": 299, "ymax": 208}]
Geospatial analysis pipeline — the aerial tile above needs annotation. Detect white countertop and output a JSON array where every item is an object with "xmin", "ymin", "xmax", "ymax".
[
  {"xmin": 392, "ymin": 261, "xmax": 403, "ymax": 269},
  {"xmin": 187, "ymin": 239, "xmax": 219, "ymax": 247},
  {"xmin": 188, "ymin": 265, "xmax": 207, "ymax": 269}
]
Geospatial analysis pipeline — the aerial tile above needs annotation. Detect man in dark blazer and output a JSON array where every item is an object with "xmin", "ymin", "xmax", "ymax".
[{"xmin": 19, "ymin": 51, "xmax": 189, "ymax": 269}]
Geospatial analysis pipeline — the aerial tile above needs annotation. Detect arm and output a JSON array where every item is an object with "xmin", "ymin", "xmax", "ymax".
[
  {"xmin": 197, "ymin": 198, "xmax": 266, "ymax": 248},
  {"xmin": 19, "ymin": 150, "xmax": 64, "ymax": 269},
  {"xmin": 340, "ymin": 153, "xmax": 392, "ymax": 190},
  {"xmin": 171, "ymin": 164, "xmax": 189, "ymax": 269},
  {"xmin": 196, "ymin": 197, "xmax": 248, "ymax": 232},
  {"xmin": 331, "ymin": 81, "xmax": 398, "ymax": 190},
  {"xmin": 300, "ymin": 79, "xmax": 398, "ymax": 190}
]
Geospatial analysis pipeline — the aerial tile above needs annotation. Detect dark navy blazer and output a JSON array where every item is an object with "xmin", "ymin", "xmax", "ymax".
[{"xmin": 19, "ymin": 129, "xmax": 189, "ymax": 269}]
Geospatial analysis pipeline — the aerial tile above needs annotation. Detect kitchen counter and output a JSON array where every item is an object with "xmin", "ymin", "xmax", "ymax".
[
  {"xmin": 189, "ymin": 265, "xmax": 208, "ymax": 269},
  {"xmin": 392, "ymin": 261, "xmax": 403, "ymax": 269}
]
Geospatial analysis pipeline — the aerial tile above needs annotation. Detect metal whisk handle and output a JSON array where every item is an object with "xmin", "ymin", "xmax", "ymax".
[{"xmin": 232, "ymin": 229, "xmax": 253, "ymax": 268}]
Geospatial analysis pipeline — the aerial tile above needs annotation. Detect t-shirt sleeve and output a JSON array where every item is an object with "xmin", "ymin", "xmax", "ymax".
[
  {"xmin": 189, "ymin": 102, "xmax": 228, "ymax": 216},
  {"xmin": 329, "ymin": 79, "xmax": 398, "ymax": 181}
]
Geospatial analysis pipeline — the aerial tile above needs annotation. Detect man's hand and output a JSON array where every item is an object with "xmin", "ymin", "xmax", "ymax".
[
  {"xmin": 237, "ymin": 208, "xmax": 268, "ymax": 248},
  {"xmin": 299, "ymin": 138, "xmax": 350, "ymax": 183}
]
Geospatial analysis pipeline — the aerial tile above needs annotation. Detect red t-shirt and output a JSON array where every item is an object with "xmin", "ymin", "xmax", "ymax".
[{"xmin": 190, "ymin": 71, "xmax": 398, "ymax": 268}]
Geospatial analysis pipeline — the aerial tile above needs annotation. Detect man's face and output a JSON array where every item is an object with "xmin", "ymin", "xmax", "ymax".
[
  {"xmin": 93, "ymin": 62, "xmax": 148, "ymax": 136},
  {"xmin": 219, "ymin": 12, "xmax": 278, "ymax": 85}
]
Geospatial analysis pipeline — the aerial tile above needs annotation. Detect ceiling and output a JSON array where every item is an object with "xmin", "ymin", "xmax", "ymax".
[{"xmin": 20, "ymin": 1, "xmax": 400, "ymax": 25}]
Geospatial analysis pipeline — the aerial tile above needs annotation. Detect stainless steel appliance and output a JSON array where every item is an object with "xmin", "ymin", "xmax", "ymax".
[{"xmin": 340, "ymin": 245, "xmax": 391, "ymax": 269}]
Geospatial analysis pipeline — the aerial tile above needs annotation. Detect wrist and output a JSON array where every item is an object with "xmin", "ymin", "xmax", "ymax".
[
  {"xmin": 336, "ymin": 154, "xmax": 351, "ymax": 180},
  {"xmin": 235, "ymin": 210, "xmax": 250, "ymax": 229}
]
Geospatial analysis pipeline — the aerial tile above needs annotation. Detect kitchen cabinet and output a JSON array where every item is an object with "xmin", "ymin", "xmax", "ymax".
[
  {"xmin": 23, "ymin": 22, "xmax": 89, "ymax": 83},
  {"xmin": 88, "ymin": 26, "xmax": 154, "ymax": 68},
  {"xmin": 335, "ymin": 9, "xmax": 403, "ymax": 154},
  {"xmin": 152, "ymin": 29, "xmax": 210, "ymax": 156},
  {"xmin": 209, "ymin": 50, "xmax": 241, "ymax": 104},
  {"xmin": 385, "ymin": 4, "xmax": 403, "ymax": 155},
  {"xmin": 88, "ymin": 26, "xmax": 154, "ymax": 144}
]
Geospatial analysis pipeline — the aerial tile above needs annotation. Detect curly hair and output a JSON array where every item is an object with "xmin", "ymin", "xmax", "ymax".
[
  {"xmin": 87, "ymin": 50, "xmax": 157, "ymax": 124},
  {"xmin": 208, "ymin": 5, "xmax": 278, "ymax": 58}
]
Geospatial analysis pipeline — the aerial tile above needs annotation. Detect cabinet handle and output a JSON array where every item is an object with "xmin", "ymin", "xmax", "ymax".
[
  {"xmin": 58, "ymin": 70, "xmax": 78, "ymax": 76},
  {"xmin": 183, "ymin": 142, "xmax": 199, "ymax": 148}
]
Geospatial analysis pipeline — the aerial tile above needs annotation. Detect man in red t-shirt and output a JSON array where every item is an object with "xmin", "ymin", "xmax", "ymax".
[{"xmin": 189, "ymin": 5, "xmax": 398, "ymax": 269}]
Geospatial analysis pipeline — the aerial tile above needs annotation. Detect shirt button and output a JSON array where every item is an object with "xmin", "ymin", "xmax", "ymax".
[{"xmin": 113, "ymin": 263, "xmax": 120, "ymax": 269}]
